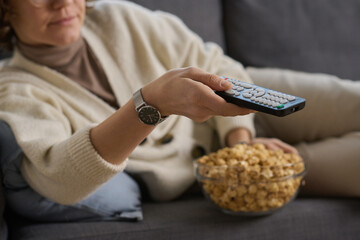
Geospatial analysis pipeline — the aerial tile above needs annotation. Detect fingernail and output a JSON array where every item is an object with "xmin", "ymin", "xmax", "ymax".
[{"xmin": 221, "ymin": 80, "xmax": 232, "ymax": 89}]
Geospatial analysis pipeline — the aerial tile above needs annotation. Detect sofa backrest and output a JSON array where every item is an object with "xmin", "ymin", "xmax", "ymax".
[
  {"xmin": 2, "ymin": 0, "xmax": 359, "ymax": 81},
  {"xmin": 126, "ymin": 0, "xmax": 225, "ymax": 49},
  {"xmin": 223, "ymin": 0, "xmax": 360, "ymax": 80}
]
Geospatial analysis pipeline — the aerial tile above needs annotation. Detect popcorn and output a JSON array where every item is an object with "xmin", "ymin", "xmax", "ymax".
[{"xmin": 196, "ymin": 143, "xmax": 306, "ymax": 214}]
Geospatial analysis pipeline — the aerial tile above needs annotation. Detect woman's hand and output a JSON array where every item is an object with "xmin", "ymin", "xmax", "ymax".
[
  {"xmin": 226, "ymin": 128, "xmax": 299, "ymax": 155},
  {"xmin": 250, "ymin": 138, "xmax": 299, "ymax": 155},
  {"xmin": 141, "ymin": 67, "xmax": 255, "ymax": 122}
]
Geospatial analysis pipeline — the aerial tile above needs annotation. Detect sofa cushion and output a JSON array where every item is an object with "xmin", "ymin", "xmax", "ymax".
[
  {"xmin": 0, "ymin": 171, "xmax": 7, "ymax": 240},
  {"xmin": 223, "ymin": 0, "xmax": 360, "ymax": 80},
  {"xmin": 0, "ymin": 49, "xmax": 12, "ymax": 60},
  {"xmin": 126, "ymin": 0, "xmax": 225, "ymax": 48},
  {"xmin": 0, "ymin": 120, "xmax": 142, "ymax": 223},
  {"xmin": 8, "ymin": 194, "xmax": 360, "ymax": 240}
]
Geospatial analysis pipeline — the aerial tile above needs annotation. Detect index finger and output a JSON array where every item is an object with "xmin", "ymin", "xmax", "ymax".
[
  {"xmin": 199, "ymin": 86, "xmax": 256, "ymax": 116},
  {"xmin": 184, "ymin": 67, "xmax": 233, "ymax": 91}
]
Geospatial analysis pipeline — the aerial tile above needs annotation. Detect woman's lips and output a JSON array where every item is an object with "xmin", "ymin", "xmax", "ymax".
[{"xmin": 49, "ymin": 16, "xmax": 76, "ymax": 26}]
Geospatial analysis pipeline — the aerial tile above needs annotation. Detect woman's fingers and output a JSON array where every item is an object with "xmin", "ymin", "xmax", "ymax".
[
  {"xmin": 182, "ymin": 67, "xmax": 233, "ymax": 91},
  {"xmin": 189, "ymin": 80, "xmax": 255, "ymax": 116},
  {"xmin": 184, "ymin": 67, "xmax": 256, "ymax": 116},
  {"xmin": 272, "ymin": 139, "xmax": 299, "ymax": 154},
  {"xmin": 143, "ymin": 67, "xmax": 255, "ymax": 121},
  {"xmin": 251, "ymin": 138, "xmax": 299, "ymax": 155},
  {"xmin": 210, "ymin": 94, "xmax": 257, "ymax": 116}
]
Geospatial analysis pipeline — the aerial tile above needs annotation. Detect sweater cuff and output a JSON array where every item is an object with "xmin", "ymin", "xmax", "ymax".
[
  {"xmin": 67, "ymin": 125, "xmax": 127, "ymax": 184},
  {"xmin": 214, "ymin": 114, "xmax": 256, "ymax": 147}
]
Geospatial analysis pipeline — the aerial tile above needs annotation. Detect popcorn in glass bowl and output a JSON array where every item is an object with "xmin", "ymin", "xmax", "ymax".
[{"xmin": 194, "ymin": 143, "xmax": 307, "ymax": 216}]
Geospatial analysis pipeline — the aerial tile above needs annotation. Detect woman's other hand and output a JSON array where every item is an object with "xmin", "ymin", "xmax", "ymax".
[
  {"xmin": 250, "ymin": 138, "xmax": 299, "ymax": 155},
  {"xmin": 226, "ymin": 128, "xmax": 299, "ymax": 155},
  {"xmin": 141, "ymin": 67, "xmax": 255, "ymax": 122}
]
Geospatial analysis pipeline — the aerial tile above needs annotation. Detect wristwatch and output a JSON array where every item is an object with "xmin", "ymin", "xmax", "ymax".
[{"xmin": 133, "ymin": 88, "xmax": 167, "ymax": 125}]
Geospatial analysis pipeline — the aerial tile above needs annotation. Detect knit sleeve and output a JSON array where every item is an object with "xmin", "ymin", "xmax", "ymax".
[{"xmin": 0, "ymin": 76, "xmax": 126, "ymax": 205}]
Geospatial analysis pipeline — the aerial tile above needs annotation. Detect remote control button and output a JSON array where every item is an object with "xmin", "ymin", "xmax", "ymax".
[
  {"xmin": 242, "ymin": 89, "xmax": 252, "ymax": 94},
  {"xmin": 280, "ymin": 99, "xmax": 288, "ymax": 104},
  {"xmin": 240, "ymin": 82, "xmax": 253, "ymax": 89},
  {"xmin": 235, "ymin": 92, "xmax": 241, "ymax": 96},
  {"xmin": 250, "ymin": 96, "xmax": 256, "ymax": 101},
  {"xmin": 225, "ymin": 89, "xmax": 235, "ymax": 95},
  {"xmin": 276, "ymin": 104, "xmax": 285, "ymax": 109},
  {"xmin": 242, "ymin": 93, "xmax": 252, "ymax": 98},
  {"xmin": 288, "ymin": 96, "xmax": 296, "ymax": 101},
  {"xmin": 254, "ymin": 91, "xmax": 265, "ymax": 97}
]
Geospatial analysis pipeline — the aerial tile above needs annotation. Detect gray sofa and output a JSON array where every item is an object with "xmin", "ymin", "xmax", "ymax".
[{"xmin": 1, "ymin": 0, "xmax": 360, "ymax": 239}]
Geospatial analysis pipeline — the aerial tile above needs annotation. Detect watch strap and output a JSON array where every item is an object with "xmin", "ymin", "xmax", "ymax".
[
  {"xmin": 133, "ymin": 89, "xmax": 146, "ymax": 111},
  {"xmin": 133, "ymin": 88, "xmax": 168, "ymax": 123}
]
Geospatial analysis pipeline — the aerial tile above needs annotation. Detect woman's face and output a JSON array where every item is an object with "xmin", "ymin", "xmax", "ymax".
[{"xmin": 7, "ymin": 0, "xmax": 86, "ymax": 46}]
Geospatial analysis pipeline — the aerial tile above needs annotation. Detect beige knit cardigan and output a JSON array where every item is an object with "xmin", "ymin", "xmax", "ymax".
[{"xmin": 0, "ymin": 0, "xmax": 255, "ymax": 203}]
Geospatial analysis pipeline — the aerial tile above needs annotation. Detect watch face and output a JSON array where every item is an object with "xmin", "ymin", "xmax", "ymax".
[{"xmin": 138, "ymin": 106, "xmax": 161, "ymax": 125}]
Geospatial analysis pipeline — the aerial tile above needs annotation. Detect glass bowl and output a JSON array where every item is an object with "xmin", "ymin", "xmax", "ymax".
[{"xmin": 194, "ymin": 143, "xmax": 307, "ymax": 216}]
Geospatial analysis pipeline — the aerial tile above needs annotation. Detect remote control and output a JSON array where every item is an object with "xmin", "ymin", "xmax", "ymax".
[{"xmin": 215, "ymin": 77, "xmax": 306, "ymax": 117}]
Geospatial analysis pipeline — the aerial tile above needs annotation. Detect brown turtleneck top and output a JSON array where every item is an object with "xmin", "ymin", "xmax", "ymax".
[{"xmin": 16, "ymin": 37, "xmax": 119, "ymax": 108}]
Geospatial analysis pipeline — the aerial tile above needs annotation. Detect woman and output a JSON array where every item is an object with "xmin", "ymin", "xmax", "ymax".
[
  {"xmin": 0, "ymin": 0, "xmax": 259, "ymax": 206},
  {"xmin": 0, "ymin": 0, "xmax": 359, "ymax": 220}
]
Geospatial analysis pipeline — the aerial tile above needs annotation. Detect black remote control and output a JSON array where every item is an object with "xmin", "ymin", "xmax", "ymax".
[{"xmin": 215, "ymin": 77, "xmax": 306, "ymax": 117}]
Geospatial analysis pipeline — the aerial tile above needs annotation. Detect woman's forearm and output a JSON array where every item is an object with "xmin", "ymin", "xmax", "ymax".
[
  {"xmin": 90, "ymin": 67, "xmax": 255, "ymax": 165},
  {"xmin": 90, "ymin": 99, "xmax": 156, "ymax": 165},
  {"xmin": 225, "ymin": 127, "xmax": 252, "ymax": 147}
]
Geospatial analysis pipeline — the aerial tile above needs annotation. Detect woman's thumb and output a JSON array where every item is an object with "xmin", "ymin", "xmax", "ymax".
[
  {"xmin": 218, "ymin": 77, "xmax": 233, "ymax": 90},
  {"xmin": 194, "ymin": 72, "xmax": 233, "ymax": 90}
]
